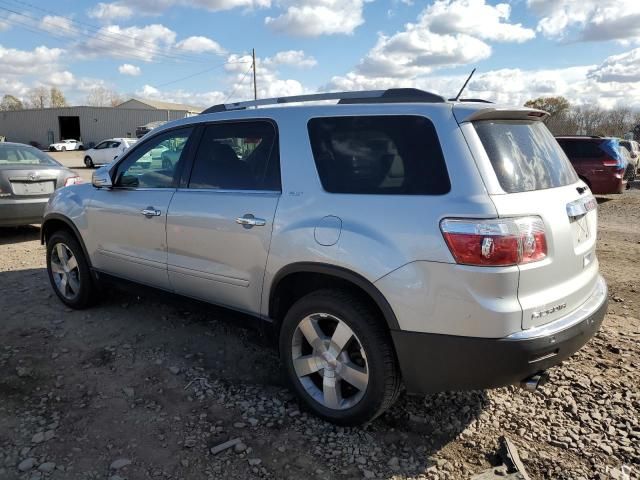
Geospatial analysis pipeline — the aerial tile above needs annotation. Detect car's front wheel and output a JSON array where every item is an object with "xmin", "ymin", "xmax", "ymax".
[
  {"xmin": 61, "ymin": 146, "xmax": 66, "ymax": 152},
  {"xmin": 46, "ymin": 230, "xmax": 96, "ymax": 309},
  {"xmin": 84, "ymin": 156, "xmax": 94, "ymax": 168},
  {"xmin": 279, "ymin": 289, "xmax": 401, "ymax": 425}
]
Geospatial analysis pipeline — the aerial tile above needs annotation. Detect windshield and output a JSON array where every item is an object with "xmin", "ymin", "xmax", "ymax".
[
  {"xmin": 474, "ymin": 120, "xmax": 578, "ymax": 193},
  {"xmin": 0, "ymin": 144, "xmax": 61, "ymax": 166}
]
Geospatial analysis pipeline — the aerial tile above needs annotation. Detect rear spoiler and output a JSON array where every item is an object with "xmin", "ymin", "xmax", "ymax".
[{"xmin": 453, "ymin": 104, "xmax": 549, "ymax": 124}]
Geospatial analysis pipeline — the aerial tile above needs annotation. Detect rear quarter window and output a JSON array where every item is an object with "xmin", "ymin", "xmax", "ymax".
[
  {"xmin": 307, "ymin": 115, "xmax": 450, "ymax": 195},
  {"xmin": 474, "ymin": 120, "xmax": 578, "ymax": 193}
]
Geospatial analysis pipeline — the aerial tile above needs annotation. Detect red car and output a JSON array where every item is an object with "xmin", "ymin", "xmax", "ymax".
[{"xmin": 556, "ymin": 136, "xmax": 631, "ymax": 194}]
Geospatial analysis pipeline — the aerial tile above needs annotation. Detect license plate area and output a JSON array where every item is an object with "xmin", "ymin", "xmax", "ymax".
[
  {"xmin": 570, "ymin": 214, "xmax": 591, "ymax": 246},
  {"xmin": 11, "ymin": 180, "xmax": 55, "ymax": 195}
]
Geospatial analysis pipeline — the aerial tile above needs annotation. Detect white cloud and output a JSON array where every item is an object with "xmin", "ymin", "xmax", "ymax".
[
  {"xmin": 118, "ymin": 63, "xmax": 142, "ymax": 76},
  {"xmin": 588, "ymin": 48, "xmax": 640, "ymax": 83},
  {"xmin": 0, "ymin": 45, "xmax": 66, "ymax": 76},
  {"xmin": 79, "ymin": 24, "xmax": 177, "ymax": 61},
  {"xmin": 528, "ymin": 0, "xmax": 640, "ymax": 43},
  {"xmin": 424, "ymin": 0, "xmax": 535, "ymax": 43},
  {"xmin": 89, "ymin": 0, "xmax": 270, "ymax": 17},
  {"xmin": 39, "ymin": 15, "xmax": 77, "ymax": 35},
  {"xmin": 358, "ymin": 30, "xmax": 491, "ymax": 78},
  {"xmin": 330, "ymin": 0, "xmax": 534, "ymax": 82},
  {"xmin": 175, "ymin": 36, "xmax": 225, "ymax": 54},
  {"xmin": 47, "ymin": 71, "xmax": 76, "ymax": 87},
  {"xmin": 264, "ymin": 50, "xmax": 317, "ymax": 68},
  {"xmin": 88, "ymin": 2, "xmax": 134, "ymax": 20},
  {"xmin": 265, "ymin": 0, "xmax": 368, "ymax": 36},
  {"xmin": 0, "ymin": 17, "xmax": 11, "ymax": 32}
]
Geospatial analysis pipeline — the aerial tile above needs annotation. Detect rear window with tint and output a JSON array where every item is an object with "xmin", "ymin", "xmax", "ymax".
[
  {"xmin": 556, "ymin": 139, "xmax": 605, "ymax": 160},
  {"xmin": 474, "ymin": 120, "xmax": 578, "ymax": 193},
  {"xmin": 307, "ymin": 116, "xmax": 450, "ymax": 195}
]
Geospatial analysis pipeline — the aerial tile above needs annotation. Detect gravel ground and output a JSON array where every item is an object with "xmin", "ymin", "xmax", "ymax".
[{"xmin": 0, "ymin": 183, "xmax": 638, "ymax": 480}]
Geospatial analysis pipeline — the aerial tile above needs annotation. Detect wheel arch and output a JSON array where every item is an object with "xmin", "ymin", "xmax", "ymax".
[
  {"xmin": 41, "ymin": 214, "xmax": 92, "ymax": 268},
  {"xmin": 268, "ymin": 262, "xmax": 400, "ymax": 332}
]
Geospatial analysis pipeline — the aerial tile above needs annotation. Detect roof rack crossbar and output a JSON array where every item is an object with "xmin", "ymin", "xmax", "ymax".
[{"xmin": 201, "ymin": 88, "xmax": 446, "ymax": 114}]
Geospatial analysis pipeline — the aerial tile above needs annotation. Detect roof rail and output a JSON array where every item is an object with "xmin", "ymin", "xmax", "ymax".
[
  {"xmin": 201, "ymin": 88, "xmax": 446, "ymax": 114},
  {"xmin": 450, "ymin": 98, "xmax": 493, "ymax": 103}
]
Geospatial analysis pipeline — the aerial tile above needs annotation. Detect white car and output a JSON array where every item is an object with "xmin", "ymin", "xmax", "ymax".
[
  {"xmin": 49, "ymin": 139, "xmax": 83, "ymax": 152},
  {"xmin": 83, "ymin": 138, "xmax": 137, "ymax": 168}
]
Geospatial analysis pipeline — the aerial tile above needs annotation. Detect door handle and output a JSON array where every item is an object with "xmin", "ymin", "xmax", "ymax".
[
  {"xmin": 141, "ymin": 207, "xmax": 161, "ymax": 217},
  {"xmin": 236, "ymin": 215, "xmax": 266, "ymax": 227}
]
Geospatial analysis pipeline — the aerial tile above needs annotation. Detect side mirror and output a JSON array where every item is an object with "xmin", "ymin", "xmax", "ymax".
[{"xmin": 92, "ymin": 166, "xmax": 113, "ymax": 188}]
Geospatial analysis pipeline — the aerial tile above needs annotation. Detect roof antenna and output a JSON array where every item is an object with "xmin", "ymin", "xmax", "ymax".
[{"xmin": 453, "ymin": 68, "xmax": 476, "ymax": 102}]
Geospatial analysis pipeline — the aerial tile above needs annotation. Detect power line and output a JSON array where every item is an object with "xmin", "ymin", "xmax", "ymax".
[
  {"xmin": 224, "ymin": 65, "xmax": 254, "ymax": 103},
  {"xmin": 2, "ymin": 0, "xmax": 216, "ymax": 62},
  {"xmin": 152, "ymin": 61, "xmax": 251, "ymax": 89},
  {"xmin": 0, "ymin": 4, "xmax": 209, "ymax": 64}
]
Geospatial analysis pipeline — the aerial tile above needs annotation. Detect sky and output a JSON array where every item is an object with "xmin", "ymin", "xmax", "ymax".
[{"xmin": 1, "ymin": 0, "xmax": 640, "ymax": 109}]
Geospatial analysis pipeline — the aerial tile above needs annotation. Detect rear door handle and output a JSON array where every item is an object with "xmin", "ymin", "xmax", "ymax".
[
  {"xmin": 141, "ymin": 207, "xmax": 161, "ymax": 217},
  {"xmin": 236, "ymin": 215, "xmax": 266, "ymax": 227}
]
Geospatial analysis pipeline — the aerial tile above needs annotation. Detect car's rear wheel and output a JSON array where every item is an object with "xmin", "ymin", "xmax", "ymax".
[
  {"xmin": 61, "ymin": 146, "xmax": 66, "ymax": 152},
  {"xmin": 84, "ymin": 156, "xmax": 94, "ymax": 168},
  {"xmin": 279, "ymin": 289, "xmax": 401, "ymax": 425},
  {"xmin": 49, "ymin": 146, "xmax": 56, "ymax": 152},
  {"xmin": 46, "ymin": 230, "xmax": 96, "ymax": 309}
]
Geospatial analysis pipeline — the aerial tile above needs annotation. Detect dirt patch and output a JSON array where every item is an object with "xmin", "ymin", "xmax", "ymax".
[{"xmin": 0, "ymin": 192, "xmax": 639, "ymax": 480}]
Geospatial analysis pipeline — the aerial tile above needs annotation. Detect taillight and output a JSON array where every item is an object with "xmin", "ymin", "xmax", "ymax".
[
  {"xmin": 64, "ymin": 176, "xmax": 83, "ymax": 187},
  {"xmin": 440, "ymin": 216, "xmax": 547, "ymax": 267},
  {"xmin": 602, "ymin": 158, "xmax": 620, "ymax": 167}
]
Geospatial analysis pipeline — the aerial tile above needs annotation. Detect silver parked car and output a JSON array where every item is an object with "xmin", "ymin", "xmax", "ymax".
[
  {"xmin": 0, "ymin": 142, "xmax": 81, "ymax": 226},
  {"xmin": 40, "ymin": 89, "xmax": 607, "ymax": 425}
]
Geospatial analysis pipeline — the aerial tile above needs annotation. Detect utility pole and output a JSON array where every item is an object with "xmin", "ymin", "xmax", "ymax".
[{"xmin": 252, "ymin": 48, "xmax": 257, "ymax": 102}]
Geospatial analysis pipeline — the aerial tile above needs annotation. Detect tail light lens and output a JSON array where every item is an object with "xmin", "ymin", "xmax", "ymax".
[
  {"xmin": 602, "ymin": 159, "xmax": 620, "ymax": 167},
  {"xmin": 64, "ymin": 176, "xmax": 83, "ymax": 187},
  {"xmin": 440, "ymin": 216, "xmax": 547, "ymax": 267}
]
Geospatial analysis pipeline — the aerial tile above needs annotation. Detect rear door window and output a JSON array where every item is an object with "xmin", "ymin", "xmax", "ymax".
[
  {"xmin": 474, "ymin": 120, "xmax": 578, "ymax": 193},
  {"xmin": 307, "ymin": 115, "xmax": 450, "ymax": 195},
  {"xmin": 188, "ymin": 121, "xmax": 280, "ymax": 191}
]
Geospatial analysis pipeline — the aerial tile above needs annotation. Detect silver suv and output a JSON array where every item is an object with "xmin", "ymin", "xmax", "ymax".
[{"xmin": 41, "ymin": 89, "xmax": 607, "ymax": 425}]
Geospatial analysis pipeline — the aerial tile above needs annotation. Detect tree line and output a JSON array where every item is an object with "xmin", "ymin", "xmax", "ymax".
[
  {"xmin": 0, "ymin": 87, "xmax": 124, "ymax": 111},
  {"xmin": 524, "ymin": 97, "xmax": 640, "ymax": 140}
]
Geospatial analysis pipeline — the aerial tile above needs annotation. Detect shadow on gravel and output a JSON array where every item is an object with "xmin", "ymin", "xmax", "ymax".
[
  {"xmin": 0, "ymin": 267, "xmax": 490, "ymax": 477},
  {"xmin": 0, "ymin": 225, "xmax": 40, "ymax": 245}
]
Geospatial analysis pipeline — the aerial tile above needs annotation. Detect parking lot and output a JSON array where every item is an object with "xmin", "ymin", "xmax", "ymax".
[{"xmin": 0, "ymin": 154, "xmax": 638, "ymax": 479}]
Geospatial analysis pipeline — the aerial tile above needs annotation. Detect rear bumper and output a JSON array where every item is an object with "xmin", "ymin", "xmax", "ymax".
[
  {"xmin": 392, "ymin": 275, "xmax": 608, "ymax": 394},
  {"xmin": 0, "ymin": 198, "xmax": 48, "ymax": 226},
  {"xmin": 588, "ymin": 174, "xmax": 625, "ymax": 194}
]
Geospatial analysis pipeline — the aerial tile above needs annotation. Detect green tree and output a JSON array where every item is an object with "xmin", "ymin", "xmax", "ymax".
[
  {"xmin": 0, "ymin": 94, "xmax": 24, "ymax": 111},
  {"xmin": 49, "ymin": 87, "xmax": 67, "ymax": 107}
]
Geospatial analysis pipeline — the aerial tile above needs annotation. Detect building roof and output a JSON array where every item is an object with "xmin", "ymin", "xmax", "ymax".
[{"xmin": 117, "ymin": 98, "xmax": 202, "ymax": 113}]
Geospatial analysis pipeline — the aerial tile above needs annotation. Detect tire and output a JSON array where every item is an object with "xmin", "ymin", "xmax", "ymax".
[
  {"xmin": 49, "ymin": 147, "xmax": 56, "ymax": 152},
  {"xmin": 279, "ymin": 289, "xmax": 401, "ymax": 425},
  {"xmin": 61, "ymin": 146, "xmax": 66, "ymax": 152},
  {"xmin": 46, "ymin": 230, "xmax": 96, "ymax": 309},
  {"xmin": 84, "ymin": 156, "xmax": 94, "ymax": 168}
]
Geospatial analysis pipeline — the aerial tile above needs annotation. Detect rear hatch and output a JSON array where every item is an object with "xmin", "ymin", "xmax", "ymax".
[{"xmin": 455, "ymin": 106, "xmax": 599, "ymax": 330}]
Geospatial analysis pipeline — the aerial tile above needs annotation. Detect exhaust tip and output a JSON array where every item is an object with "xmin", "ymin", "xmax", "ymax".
[{"xmin": 520, "ymin": 371, "xmax": 549, "ymax": 392}]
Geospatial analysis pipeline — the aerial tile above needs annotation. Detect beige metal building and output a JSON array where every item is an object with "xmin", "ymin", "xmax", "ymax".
[{"xmin": 0, "ymin": 98, "xmax": 202, "ymax": 148}]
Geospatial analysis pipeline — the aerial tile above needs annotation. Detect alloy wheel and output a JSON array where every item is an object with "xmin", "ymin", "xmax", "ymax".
[
  {"xmin": 50, "ymin": 243, "xmax": 80, "ymax": 300},
  {"xmin": 291, "ymin": 313, "xmax": 369, "ymax": 410}
]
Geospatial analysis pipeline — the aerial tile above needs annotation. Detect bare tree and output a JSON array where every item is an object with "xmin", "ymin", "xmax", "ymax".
[
  {"xmin": 0, "ymin": 94, "xmax": 23, "ymax": 111},
  {"xmin": 26, "ymin": 87, "xmax": 50, "ymax": 109},
  {"xmin": 49, "ymin": 87, "xmax": 68, "ymax": 108},
  {"xmin": 86, "ymin": 87, "xmax": 123, "ymax": 107}
]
